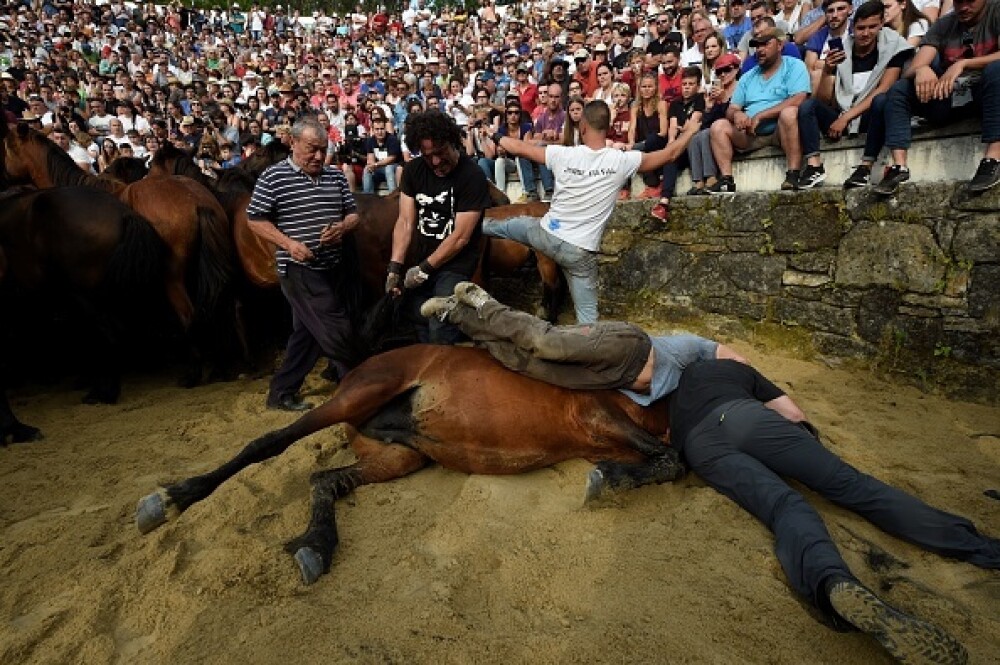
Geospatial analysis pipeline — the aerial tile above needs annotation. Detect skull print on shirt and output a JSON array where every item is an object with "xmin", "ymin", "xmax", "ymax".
[{"xmin": 415, "ymin": 188, "xmax": 454, "ymax": 240}]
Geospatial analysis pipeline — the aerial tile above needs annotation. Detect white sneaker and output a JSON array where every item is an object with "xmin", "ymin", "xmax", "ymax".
[{"xmin": 419, "ymin": 296, "xmax": 457, "ymax": 321}]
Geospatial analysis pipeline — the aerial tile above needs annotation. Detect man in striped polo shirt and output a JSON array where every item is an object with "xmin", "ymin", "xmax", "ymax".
[{"xmin": 247, "ymin": 117, "xmax": 360, "ymax": 412}]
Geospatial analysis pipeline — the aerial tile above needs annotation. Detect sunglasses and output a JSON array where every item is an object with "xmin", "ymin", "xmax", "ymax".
[
  {"xmin": 748, "ymin": 36, "xmax": 777, "ymax": 47},
  {"xmin": 715, "ymin": 65, "xmax": 737, "ymax": 74}
]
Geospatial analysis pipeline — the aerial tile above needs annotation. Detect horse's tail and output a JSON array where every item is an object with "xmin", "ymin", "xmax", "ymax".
[
  {"xmin": 192, "ymin": 205, "xmax": 236, "ymax": 321},
  {"xmin": 105, "ymin": 213, "xmax": 168, "ymax": 300}
]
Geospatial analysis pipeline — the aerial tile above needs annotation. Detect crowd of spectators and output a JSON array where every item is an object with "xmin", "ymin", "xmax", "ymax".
[{"xmin": 1, "ymin": 0, "xmax": 997, "ymax": 220}]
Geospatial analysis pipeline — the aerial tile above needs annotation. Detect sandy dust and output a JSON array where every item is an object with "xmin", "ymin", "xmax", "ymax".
[{"xmin": 1, "ymin": 338, "xmax": 999, "ymax": 665}]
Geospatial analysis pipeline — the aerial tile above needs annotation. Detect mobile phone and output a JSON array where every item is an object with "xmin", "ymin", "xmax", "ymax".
[{"xmin": 828, "ymin": 37, "xmax": 844, "ymax": 52}]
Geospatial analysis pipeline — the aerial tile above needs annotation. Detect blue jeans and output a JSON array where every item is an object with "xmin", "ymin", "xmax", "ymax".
[
  {"xmin": 798, "ymin": 97, "xmax": 854, "ymax": 159},
  {"xmin": 883, "ymin": 60, "xmax": 1000, "ymax": 153},
  {"xmin": 403, "ymin": 270, "xmax": 467, "ymax": 344},
  {"xmin": 518, "ymin": 157, "xmax": 541, "ymax": 196},
  {"xmin": 682, "ymin": 399, "xmax": 1000, "ymax": 615},
  {"xmin": 643, "ymin": 133, "xmax": 688, "ymax": 198},
  {"xmin": 362, "ymin": 165, "xmax": 397, "ymax": 193},
  {"xmin": 537, "ymin": 163, "xmax": 555, "ymax": 194},
  {"xmin": 483, "ymin": 215, "xmax": 599, "ymax": 324}
]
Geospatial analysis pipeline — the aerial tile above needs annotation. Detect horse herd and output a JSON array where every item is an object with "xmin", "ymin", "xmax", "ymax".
[{"xmin": 1, "ymin": 124, "xmax": 683, "ymax": 586}]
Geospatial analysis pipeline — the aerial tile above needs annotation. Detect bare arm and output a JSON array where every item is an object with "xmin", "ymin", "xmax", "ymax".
[
  {"xmin": 491, "ymin": 134, "xmax": 547, "ymax": 165},
  {"xmin": 423, "ymin": 210, "xmax": 480, "ymax": 268},
  {"xmin": 249, "ymin": 218, "xmax": 314, "ymax": 262},
  {"xmin": 389, "ymin": 192, "xmax": 416, "ymax": 265},
  {"xmin": 715, "ymin": 343, "xmax": 748, "ymax": 364},
  {"xmin": 764, "ymin": 394, "xmax": 807, "ymax": 423},
  {"xmin": 752, "ymin": 92, "xmax": 807, "ymax": 123},
  {"xmin": 794, "ymin": 14, "xmax": 825, "ymax": 46}
]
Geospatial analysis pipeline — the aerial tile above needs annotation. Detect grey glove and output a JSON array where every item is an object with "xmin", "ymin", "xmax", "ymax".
[{"xmin": 403, "ymin": 260, "xmax": 435, "ymax": 289}]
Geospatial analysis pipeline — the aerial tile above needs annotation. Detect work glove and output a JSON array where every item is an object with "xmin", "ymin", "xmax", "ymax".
[
  {"xmin": 385, "ymin": 261, "xmax": 402, "ymax": 294},
  {"xmin": 403, "ymin": 260, "xmax": 435, "ymax": 289}
]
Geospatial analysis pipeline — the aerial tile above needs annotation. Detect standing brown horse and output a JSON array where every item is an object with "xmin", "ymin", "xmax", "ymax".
[
  {"xmin": 2, "ymin": 125, "xmax": 236, "ymax": 382},
  {"xmin": 136, "ymin": 344, "xmax": 680, "ymax": 584}
]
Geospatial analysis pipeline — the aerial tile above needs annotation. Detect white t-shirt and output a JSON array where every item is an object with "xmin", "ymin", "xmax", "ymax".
[{"xmin": 541, "ymin": 145, "xmax": 643, "ymax": 252}]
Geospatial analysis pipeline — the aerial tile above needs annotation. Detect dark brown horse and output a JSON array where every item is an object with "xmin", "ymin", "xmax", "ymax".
[
  {"xmin": 1, "ymin": 186, "xmax": 166, "ymax": 443},
  {"xmin": 2, "ymin": 124, "xmax": 235, "ymax": 381},
  {"xmin": 136, "ymin": 344, "xmax": 680, "ymax": 584}
]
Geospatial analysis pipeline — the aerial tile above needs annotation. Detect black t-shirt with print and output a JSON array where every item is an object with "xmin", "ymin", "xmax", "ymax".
[
  {"xmin": 399, "ymin": 154, "xmax": 493, "ymax": 276},
  {"xmin": 668, "ymin": 94, "xmax": 706, "ymax": 127}
]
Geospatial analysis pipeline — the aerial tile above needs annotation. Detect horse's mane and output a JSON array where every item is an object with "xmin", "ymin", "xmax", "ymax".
[
  {"xmin": 100, "ymin": 157, "xmax": 149, "ymax": 184},
  {"xmin": 216, "ymin": 141, "xmax": 290, "ymax": 193},
  {"xmin": 151, "ymin": 141, "xmax": 214, "ymax": 187},
  {"xmin": 15, "ymin": 129, "xmax": 119, "ymax": 194}
]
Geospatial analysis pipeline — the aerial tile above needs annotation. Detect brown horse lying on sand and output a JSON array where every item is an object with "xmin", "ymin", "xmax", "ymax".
[{"xmin": 136, "ymin": 344, "xmax": 681, "ymax": 584}]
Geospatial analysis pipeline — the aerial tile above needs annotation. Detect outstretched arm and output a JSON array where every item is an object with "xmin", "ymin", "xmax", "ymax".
[
  {"xmin": 638, "ymin": 119, "xmax": 699, "ymax": 172},
  {"xmin": 715, "ymin": 343, "xmax": 748, "ymax": 364},
  {"xmin": 764, "ymin": 395, "xmax": 806, "ymax": 423},
  {"xmin": 488, "ymin": 134, "xmax": 547, "ymax": 165}
]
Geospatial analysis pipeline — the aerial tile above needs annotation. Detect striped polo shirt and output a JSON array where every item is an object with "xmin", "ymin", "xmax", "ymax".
[{"xmin": 246, "ymin": 157, "xmax": 357, "ymax": 275}]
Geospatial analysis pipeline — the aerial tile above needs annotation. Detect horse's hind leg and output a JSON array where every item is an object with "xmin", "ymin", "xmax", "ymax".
[
  {"xmin": 285, "ymin": 437, "xmax": 428, "ymax": 585},
  {"xmin": 584, "ymin": 453, "xmax": 686, "ymax": 503},
  {"xmin": 535, "ymin": 253, "xmax": 566, "ymax": 323}
]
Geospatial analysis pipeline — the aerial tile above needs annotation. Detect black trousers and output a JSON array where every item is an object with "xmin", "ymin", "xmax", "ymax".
[
  {"xmin": 269, "ymin": 263, "xmax": 354, "ymax": 401},
  {"xmin": 681, "ymin": 399, "xmax": 1000, "ymax": 615}
]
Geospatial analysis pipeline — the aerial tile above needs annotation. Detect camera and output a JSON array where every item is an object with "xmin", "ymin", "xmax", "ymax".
[{"xmin": 472, "ymin": 119, "xmax": 483, "ymax": 129}]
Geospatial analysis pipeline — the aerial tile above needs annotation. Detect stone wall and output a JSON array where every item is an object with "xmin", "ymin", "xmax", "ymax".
[{"xmin": 597, "ymin": 181, "xmax": 1000, "ymax": 396}]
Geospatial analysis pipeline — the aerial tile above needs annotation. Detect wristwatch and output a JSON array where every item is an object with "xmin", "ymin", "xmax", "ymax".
[{"xmin": 491, "ymin": 131, "xmax": 504, "ymax": 146}]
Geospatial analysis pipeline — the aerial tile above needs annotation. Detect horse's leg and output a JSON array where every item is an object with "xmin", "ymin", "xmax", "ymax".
[
  {"xmin": 584, "ymin": 453, "xmax": 686, "ymax": 503},
  {"xmin": 136, "ymin": 366, "xmax": 410, "ymax": 534},
  {"xmin": 285, "ymin": 436, "xmax": 429, "ymax": 585},
  {"xmin": 535, "ymin": 253, "xmax": 566, "ymax": 323},
  {"xmin": 0, "ymin": 389, "xmax": 42, "ymax": 444},
  {"xmin": 71, "ymin": 295, "xmax": 123, "ymax": 405}
]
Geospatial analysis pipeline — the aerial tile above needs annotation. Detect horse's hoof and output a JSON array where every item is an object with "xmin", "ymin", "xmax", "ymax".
[
  {"xmin": 10, "ymin": 423, "xmax": 43, "ymax": 443},
  {"xmin": 136, "ymin": 490, "xmax": 170, "ymax": 534},
  {"xmin": 293, "ymin": 547, "xmax": 325, "ymax": 586},
  {"xmin": 985, "ymin": 489, "xmax": 1000, "ymax": 502},
  {"xmin": 584, "ymin": 468, "xmax": 606, "ymax": 504}
]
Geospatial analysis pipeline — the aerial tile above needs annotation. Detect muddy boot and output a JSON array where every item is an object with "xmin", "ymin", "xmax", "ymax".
[
  {"xmin": 827, "ymin": 578, "xmax": 967, "ymax": 665},
  {"xmin": 454, "ymin": 282, "xmax": 494, "ymax": 311},
  {"xmin": 420, "ymin": 296, "xmax": 458, "ymax": 322}
]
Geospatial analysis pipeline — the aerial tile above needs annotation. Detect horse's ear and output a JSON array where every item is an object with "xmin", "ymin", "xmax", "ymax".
[{"xmin": 15, "ymin": 122, "xmax": 29, "ymax": 138}]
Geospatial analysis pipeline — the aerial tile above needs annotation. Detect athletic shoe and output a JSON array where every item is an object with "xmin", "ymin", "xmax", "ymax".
[
  {"xmin": 637, "ymin": 185, "xmax": 661, "ymax": 199},
  {"xmin": 685, "ymin": 185, "xmax": 704, "ymax": 196},
  {"xmin": 796, "ymin": 164, "xmax": 827, "ymax": 189},
  {"xmin": 650, "ymin": 202, "xmax": 669, "ymax": 221},
  {"xmin": 873, "ymin": 164, "xmax": 910, "ymax": 195},
  {"xmin": 827, "ymin": 579, "xmax": 968, "ymax": 665},
  {"xmin": 781, "ymin": 169, "xmax": 801, "ymax": 191},
  {"xmin": 843, "ymin": 164, "xmax": 871, "ymax": 189},
  {"xmin": 542, "ymin": 189, "xmax": 554, "ymax": 202},
  {"xmin": 968, "ymin": 157, "xmax": 1000, "ymax": 193},
  {"xmin": 617, "ymin": 189, "xmax": 631, "ymax": 201},
  {"xmin": 707, "ymin": 175, "xmax": 736, "ymax": 194},
  {"xmin": 518, "ymin": 192, "xmax": 540, "ymax": 203},
  {"xmin": 419, "ymin": 296, "xmax": 458, "ymax": 321},
  {"xmin": 454, "ymin": 282, "xmax": 493, "ymax": 310}
]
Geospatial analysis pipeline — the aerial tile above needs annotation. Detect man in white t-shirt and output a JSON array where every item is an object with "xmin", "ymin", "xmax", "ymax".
[{"xmin": 484, "ymin": 101, "xmax": 698, "ymax": 323}]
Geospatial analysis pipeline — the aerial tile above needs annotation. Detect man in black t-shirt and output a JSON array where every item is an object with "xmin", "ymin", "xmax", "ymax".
[
  {"xmin": 668, "ymin": 359, "xmax": 999, "ymax": 664},
  {"xmin": 386, "ymin": 111, "xmax": 493, "ymax": 344},
  {"xmin": 794, "ymin": 0, "xmax": 913, "ymax": 190}
]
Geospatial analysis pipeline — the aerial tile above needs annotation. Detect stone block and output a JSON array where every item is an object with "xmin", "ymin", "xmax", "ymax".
[
  {"xmin": 718, "ymin": 253, "xmax": 786, "ymax": 294},
  {"xmin": 775, "ymin": 298, "xmax": 855, "ymax": 336},
  {"xmin": 788, "ymin": 249, "xmax": 836, "ymax": 273},
  {"xmin": 897, "ymin": 306, "xmax": 940, "ymax": 318},
  {"xmin": 602, "ymin": 243, "xmax": 692, "ymax": 293},
  {"xmin": 782, "ymin": 270, "xmax": 832, "ymax": 287},
  {"xmin": 901, "ymin": 293, "xmax": 966, "ymax": 309},
  {"xmin": 836, "ymin": 221, "xmax": 946, "ymax": 294},
  {"xmin": 968, "ymin": 264, "xmax": 1000, "ymax": 327},
  {"xmin": 696, "ymin": 292, "xmax": 769, "ymax": 320},
  {"xmin": 819, "ymin": 287, "xmax": 864, "ymax": 308},
  {"xmin": 857, "ymin": 288, "xmax": 903, "ymax": 344},
  {"xmin": 813, "ymin": 331, "xmax": 873, "ymax": 358},
  {"xmin": 725, "ymin": 233, "xmax": 773, "ymax": 252},
  {"xmin": 783, "ymin": 285, "xmax": 823, "ymax": 302},
  {"xmin": 770, "ymin": 200, "xmax": 845, "ymax": 251},
  {"xmin": 950, "ymin": 215, "xmax": 1000, "ymax": 262},
  {"xmin": 951, "ymin": 179, "xmax": 1000, "ymax": 211}
]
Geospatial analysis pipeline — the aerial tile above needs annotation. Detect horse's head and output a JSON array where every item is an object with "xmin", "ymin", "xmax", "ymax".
[{"xmin": 3, "ymin": 124, "xmax": 50, "ymax": 186}]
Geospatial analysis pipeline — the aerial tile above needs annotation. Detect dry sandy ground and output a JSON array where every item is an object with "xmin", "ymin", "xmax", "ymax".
[{"xmin": 1, "ymin": 338, "xmax": 999, "ymax": 665}]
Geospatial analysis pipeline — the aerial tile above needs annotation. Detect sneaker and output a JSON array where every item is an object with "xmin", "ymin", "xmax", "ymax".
[
  {"xmin": 650, "ymin": 202, "xmax": 669, "ymax": 221},
  {"xmin": 685, "ymin": 185, "xmax": 703, "ymax": 196},
  {"xmin": 453, "ymin": 282, "xmax": 494, "ymax": 310},
  {"xmin": 637, "ymin": 185, "xmax": 661, "ymax": 199},
  {"xmin": 419, "ymin": 296, "xmax": 458, "ymax": 321},
  {"xmin": 827, "ymin": 579, "xmax": 968, "ymax": 665},
  {"xmin": 781, "ymin": 169, "xmax": 801, "ymax": 191},
  {"xmin": 873, "ymin": 164, "xmax": 910, "ymax": 195},
  {"xmin": 843, "ymin": 164, "xmax": 871, "ymax": 189},
  {"xmin": 542, "ymin": 190, "xmax": 554, "ymax": 202},
  {"xmin": 796, "ymin": 164, "xmax": 827, "ymax": 190},
  {"xmin": 266, "ymin": 394, "xmax": 314, "ymax": 412},
  {"xmin": 968, "ymin": 157, "xmax": 1000, "ymax": 193},
  {"xmin": 617, "ymin": 189, "xmax": 631, "ymax": 201},
  {"xmin": 707, "ymin": 175, "xmax": 736, "ymax": 194}
]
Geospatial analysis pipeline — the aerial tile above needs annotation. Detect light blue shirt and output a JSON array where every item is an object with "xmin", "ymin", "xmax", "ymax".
[
  {"xmin": 619, "ymin": 335, "xmax": 718, "ymax": 406},
  {"xmin": 731, "ymin": 55, "xmax": 811, "ymax": 124}
]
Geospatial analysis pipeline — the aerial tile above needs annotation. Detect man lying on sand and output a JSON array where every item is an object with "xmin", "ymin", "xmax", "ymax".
[{"xmin": 424, "ymin": 283, "xmax": 1000, "ymax": 665}]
